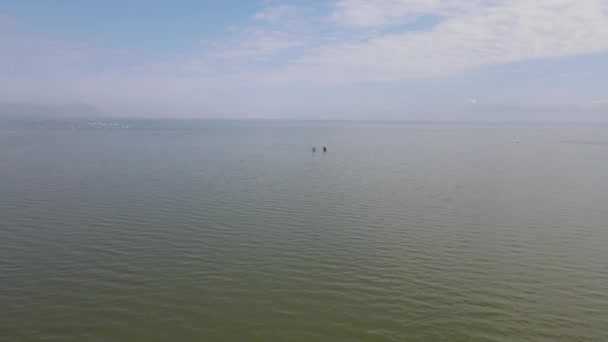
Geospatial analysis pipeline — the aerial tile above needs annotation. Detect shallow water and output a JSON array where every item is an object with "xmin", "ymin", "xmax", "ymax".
[{"xmin": 1, "ymin": 119, "xmax": 607, "ymax": 341}]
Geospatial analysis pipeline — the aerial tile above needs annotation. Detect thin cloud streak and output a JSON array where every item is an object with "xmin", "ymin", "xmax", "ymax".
[
  {"xmin": 252, "ymin": 4, "xmax": 297, "ymax": 22},
  {"xmin": 330, "ymin": 0, "xmax": 483, "ymax": 28}
]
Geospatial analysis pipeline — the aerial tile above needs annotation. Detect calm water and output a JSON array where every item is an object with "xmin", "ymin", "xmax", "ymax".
[{"xmin": 1, "ymin": 119, "xmax": 607, "ymax": 341}]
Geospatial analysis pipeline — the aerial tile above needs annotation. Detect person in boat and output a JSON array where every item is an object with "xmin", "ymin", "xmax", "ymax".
[
  {"xmin": 323, "ymin": 146, "xmax": 327, "ymax": 152},
  {"xmin": 312, "ymin": 147, "xmax": 316, "ymax": 152}
]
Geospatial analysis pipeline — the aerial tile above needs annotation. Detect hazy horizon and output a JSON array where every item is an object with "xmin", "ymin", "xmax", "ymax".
[
  {"xmin": 2, "ymin": 104, "xmax": 608, "ymax": 123},
  {"xmin": 1, "ymin": 0, "xmax": 607, "ymax": 121}
]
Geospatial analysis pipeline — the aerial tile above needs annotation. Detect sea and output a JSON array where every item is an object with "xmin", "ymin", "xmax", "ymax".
[{"xmin": 1, "ymin": 118, "xmax": 607, "ymax": 341}]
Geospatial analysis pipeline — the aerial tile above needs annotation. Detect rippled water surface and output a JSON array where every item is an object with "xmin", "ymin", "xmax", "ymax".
[{"xmin": 1, "ymin": 119, "xmax": 607, "ymax": 341}]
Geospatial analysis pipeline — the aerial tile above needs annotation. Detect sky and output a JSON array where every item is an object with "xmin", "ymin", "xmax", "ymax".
[{"xmin": 0, "ymin": 0, "xmax": 607, "ymax": 121}]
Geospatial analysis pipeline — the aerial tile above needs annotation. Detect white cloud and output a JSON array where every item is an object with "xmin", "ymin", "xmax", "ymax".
[
  {"xmin": 330, "ymin": 0, "xmax": 482, "ymax": 28},
  {"xmin": 252, "ymin": 5, "xmax": 296, "ymax": 22},
  {"xmin": 591, "ymin": 99, "xmax": 608, "ymax": 105},
  {"xmin": 469, "ymin": 98, "xmax": 478, "ymax": 105},
  {"xmin": 4, "ymin": 1, "xmax": 608, "ymax": 84},
  {"xmin": 289, "ymin": 0, "xmax": 608, "ymax": 82},
  {"xmin": 203, "ymin": 28, "xmax": 304, "ymax": 64}
]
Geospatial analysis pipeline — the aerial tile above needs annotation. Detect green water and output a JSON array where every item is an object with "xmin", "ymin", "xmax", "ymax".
[{"xmin": 1, "ymin": 119, "xmax": 607, "ymax": 341}]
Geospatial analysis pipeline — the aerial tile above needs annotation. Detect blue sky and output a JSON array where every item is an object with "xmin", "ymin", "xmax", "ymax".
[
  {"xmin": 0, "ymin": 1, "xmax": 259, "ymax": 51},
  {"xmin": 1, "ymin": 0, "xmax": 607, "ymax": 121}
]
